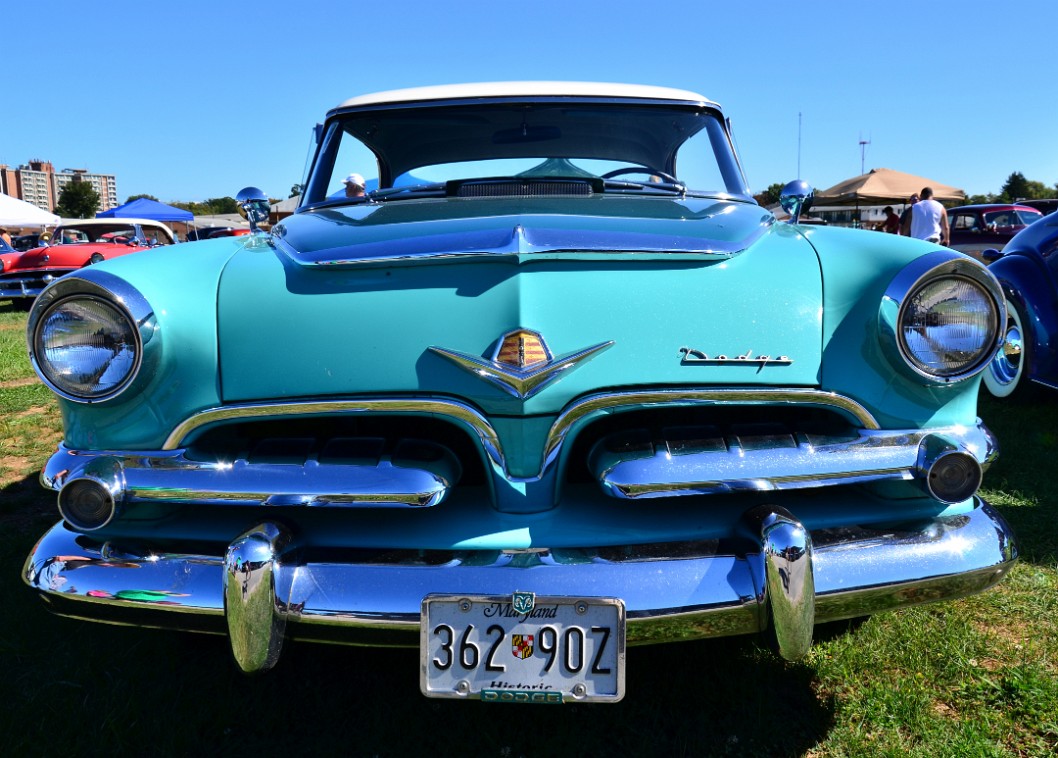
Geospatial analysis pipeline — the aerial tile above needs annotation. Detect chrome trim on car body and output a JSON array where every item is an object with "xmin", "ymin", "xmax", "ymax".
[
  {"xmin": 163, "ymin": 389, "xmax": 880, "ymax": 467},
  {"xmin": 41, "ymin": 390, "xmax": 988, "ymax": 515},
  {"xmin": 0, "ymin": 273, "xmax": 57, "ymax": 299},
  {"xmin": 588, "ymin": 424, "xmax": 997, "ymax": 501},
  {"xmin": 26, "ymin": 269, "xmax": 159, "ymax": 404},
  {"xmin": 271, "ymin": 218, "xmax": 768, "ymax": 270},
  {"xmin": 429, "ymin": 338, "xmax": 614, "ymax": 400},
  {"xmin": 44, "ymin": 439, "xmax": 463, "ymax": 509},
  {"xmin": 225, "ymin": 523, "xmax": 289, "ymax": 673},
  {"xmin": 23, "ymin": 498, "xmax": 1017, "ymax": 670},
  {"xmin": 43, "ymin": 420, "xmax": 995, "ymax": 510},
  {"xmin": 745, "ymin": 506, "xmax": 815, "ymax": 661},
  {"xmin": 878, "ymin": 250, "xmax": 1005, "ymax": 384}
]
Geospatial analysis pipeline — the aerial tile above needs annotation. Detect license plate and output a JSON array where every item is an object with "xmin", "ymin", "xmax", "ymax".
[{"xmin": 421, "ymin": 593, "xmax": 625, "ymax": 703}]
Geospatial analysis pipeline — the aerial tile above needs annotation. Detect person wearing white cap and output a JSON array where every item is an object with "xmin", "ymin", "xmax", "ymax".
[{"xmin": 343, "ymin": 173, "xmax": 366, "ymax": 197}]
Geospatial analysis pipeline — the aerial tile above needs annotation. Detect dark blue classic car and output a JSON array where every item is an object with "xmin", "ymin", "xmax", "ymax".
[
  {"xmin": 983, "ymin": 211, "xmax": 1058, "ymax": 399},
  {"xmin": 22, "ymin": 83, "xmax": 1017, "ymax": 703}
]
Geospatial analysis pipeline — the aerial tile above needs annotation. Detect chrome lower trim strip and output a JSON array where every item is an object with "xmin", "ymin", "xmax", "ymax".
[
  {"xmin": 43, "ymin": 441, "xmax": 461, "ymax": 508},
  {"xmin": 589, "ymin": 426, "xmax": 997, "ymax": 501},
  {"xmin": 24, "ymin": 498, "xmax": 1017, "ymax": 665},
  {"xmin": 45, "ymin": 422, "xmax": 995, "ymax": 509}
]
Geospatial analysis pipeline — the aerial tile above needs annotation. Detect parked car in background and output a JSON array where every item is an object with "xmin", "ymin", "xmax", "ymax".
[
  {"xmin": 1015, "ymin": 198, "xmax": 1058, "ymax": 216},
  {"xmin": 0, "ymin": 218, "xmax": 174, "ymax": 304},
  {"xmin": 185, "ymin": 225, "xmax": 251, "ymax": 241},
  {"xmin": 948, "ymin": 203, "xmax": 1044, "ymax": 261},
  {"xmin": 0, "ymin": 236, "xmax": 20, "ymax": 281},
  {"xmin": 22, "ymin": 82, "xmax": 1017, "ymax": 703},
  {"xmin": 982, "ymin": 211, "xmax": 1058, "ymax": 399},
  {"xmin": 12, "ymin": 233, "xmax": 42, "ymax": 252}
]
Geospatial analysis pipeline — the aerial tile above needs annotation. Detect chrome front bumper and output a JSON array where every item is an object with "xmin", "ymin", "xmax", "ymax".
[
  {"xmin": 24, "ymin": 497, "xmax": 1017, "ymax": 673},
  {"xmin": 0, "ymin": 273, "xmax": 58, "ymax": 299}
]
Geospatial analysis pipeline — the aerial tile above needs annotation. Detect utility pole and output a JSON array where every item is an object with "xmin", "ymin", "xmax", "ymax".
[
  {"xmin": 797, "ymin": 112, "xmax": 802, "ymax": 179},
  {"xmin": 859, "ymin": 135, "xmax": 871, "ymax": 175}
]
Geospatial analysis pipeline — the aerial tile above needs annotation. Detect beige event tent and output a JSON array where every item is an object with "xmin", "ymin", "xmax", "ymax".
[{"xmin": 814, "ymin": 168, "xmax": 964, "ymax": 206}]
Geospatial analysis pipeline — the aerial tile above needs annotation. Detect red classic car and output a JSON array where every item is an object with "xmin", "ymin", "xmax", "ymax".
[
  {"xmin": 0, "ymin": 218, "xmax": 175, "ymax": 304},
  {"xmin": 948, "ymin": 203, "xmax": 1044, "ymax": 261}
]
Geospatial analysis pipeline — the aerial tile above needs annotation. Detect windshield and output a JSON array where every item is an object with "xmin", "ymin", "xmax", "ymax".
[
  {"xmin": 302, "ymin": 100, "xmax": 749, "ymax": 205},
  {"xmin": 983, "ymin": 209, "xmax": 1044, "ymax": 228}
]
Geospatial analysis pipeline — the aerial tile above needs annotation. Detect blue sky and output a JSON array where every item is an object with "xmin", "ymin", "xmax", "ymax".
[{"xmin": 5, "ymin": 1, "xmax": 1056, "ymax": 203}]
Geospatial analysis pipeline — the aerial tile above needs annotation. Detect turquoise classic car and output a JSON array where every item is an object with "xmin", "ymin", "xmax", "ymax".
[{"xmin": 23, "ymin": 83, "xmax": 1017, "ymax": 703}]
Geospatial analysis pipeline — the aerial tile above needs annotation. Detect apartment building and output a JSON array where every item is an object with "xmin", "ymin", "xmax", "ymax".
[{"xmin": 0, "ymin": 160, "xmax": 119, "ymax": 212}]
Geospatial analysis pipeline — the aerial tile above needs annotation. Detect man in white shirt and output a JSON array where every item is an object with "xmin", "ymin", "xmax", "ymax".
[{"xmin": 902, "ymin": 186, "xmax": 949, "ymax": 245}]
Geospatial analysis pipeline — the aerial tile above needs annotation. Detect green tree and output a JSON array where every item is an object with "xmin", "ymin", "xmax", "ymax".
[
  {"xmin": 53, "ymin": 181, "xmax": 100, "ymax": 218},
  {"xmin": 753, "ymin": 182, "xmax": 786, "ymax": 207},
  {"xmin": 125, "ymin": 193, "xmax": 158, "ymax": 203},
  {"xmin": 203, "ymin": 197, "xmax": 239, "ymax": 215},
  {"xmin": 999, "ymin": 171, "xmax": 1050, "ymax": 201},
  {"xmin": 290, "ymin": 183, "xmax": 303, "ymax": 198}
]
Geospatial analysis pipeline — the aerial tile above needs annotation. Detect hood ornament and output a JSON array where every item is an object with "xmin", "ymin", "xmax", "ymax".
[{"xmin": 430, "ymin": 329, "xmax": 613, "ymax": 400}]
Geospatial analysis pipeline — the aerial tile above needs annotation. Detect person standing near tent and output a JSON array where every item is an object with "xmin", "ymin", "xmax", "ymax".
[
  {"xmin": 0, "ymin": 228, "xmax": 11, "ymax": 246},
  {"xmin": 902, "ymin": 187, "xmax": 949, "ymax": 245},
  {"xmin": 898, "ymin": 194, "xmax": 918, "ymax": 235}
]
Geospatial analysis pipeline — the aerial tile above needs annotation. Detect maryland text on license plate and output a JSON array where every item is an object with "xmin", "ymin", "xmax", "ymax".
[{"xmin": 421, "ymin": 593, "xmax": 626, "ymax": 703}]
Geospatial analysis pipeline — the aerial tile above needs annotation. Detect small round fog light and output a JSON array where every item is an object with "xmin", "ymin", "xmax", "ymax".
[
  {"xmin": 59, "ymin": 479, "xmax": 117, "ymax": 531},
  {"xmin": 926, "ymin": 452, "xmax": 982, "ymax": 504}
]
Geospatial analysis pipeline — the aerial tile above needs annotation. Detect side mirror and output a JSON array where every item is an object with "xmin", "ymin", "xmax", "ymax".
[
  {"xmin": 981, "ymin": 249, "xmax": 1002, "ymax": 264},
  {"xmin": 236, "ymin": 187, "xmax": 270, "ymax": 233},
  {"xmin": 779, "ymin": 180, "xmax": 814, "ymax": 224}
]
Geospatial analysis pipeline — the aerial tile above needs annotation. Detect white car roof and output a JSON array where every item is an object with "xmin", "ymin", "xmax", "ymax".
[
  {"xmin": 336, "ymin": 82, "xmax": 717, "ymax": 110},
  {"xmin": 58, "ymin": 217, "xmax": 175, "ymax": 242},
  {"xmin": 59, "ymin": 217, "xmax": 172, "ymax": 229}
]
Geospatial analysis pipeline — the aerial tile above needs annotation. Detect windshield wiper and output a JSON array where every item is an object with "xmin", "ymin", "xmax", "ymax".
[{"xmin": 601, "ymin": 179, "xmax": 687, "ymax": 196}]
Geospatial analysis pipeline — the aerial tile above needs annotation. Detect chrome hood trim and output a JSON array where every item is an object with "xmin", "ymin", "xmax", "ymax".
[{"xmin": 271, "ymin": 198, "xmax": 774, "ymax": 269}]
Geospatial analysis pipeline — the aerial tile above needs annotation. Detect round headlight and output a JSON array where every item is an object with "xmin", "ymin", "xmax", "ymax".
[
  {"xmin": 899, "ymin": 276, "xmax": 998, "ymax": 378},
  {"xmin": 34, "ymin": 296, "xmax": 140, "ymax": 399}
]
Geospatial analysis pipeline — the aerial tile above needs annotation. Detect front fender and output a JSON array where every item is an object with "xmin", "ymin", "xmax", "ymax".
[{"xmin": 989, "ymin": 252, "xmax": 1058, "ymax": 384}]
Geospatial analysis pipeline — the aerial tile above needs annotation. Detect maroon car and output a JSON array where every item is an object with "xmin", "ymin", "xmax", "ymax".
[
  {"xmin": 0, "ymin": 217, "xmax": 175, "ymax": 304},
  {"xmin": 948, "ymin": 203, "xmax": 1044, "ymax": 262}
]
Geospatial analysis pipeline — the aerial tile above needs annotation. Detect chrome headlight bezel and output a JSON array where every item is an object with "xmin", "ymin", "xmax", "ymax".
[
  {"xmin": 27, "ymin": 270, "xmax": 158, "ymax": 404},
  {"xmin": 879, "ymin": 250, "xmax": 1004, "ymax": 384}
]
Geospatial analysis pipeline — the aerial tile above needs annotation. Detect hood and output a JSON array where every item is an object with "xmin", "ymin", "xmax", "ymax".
[{"xmin": 218, "ymin": 197, "xmax": 823, "ymax": 416}]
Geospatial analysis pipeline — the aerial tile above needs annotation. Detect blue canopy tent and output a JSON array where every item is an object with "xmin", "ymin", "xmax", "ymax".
[
  {"xmin": 97, "ymin": 198, "xmax": 194, "ymax": 240},
  {"xmin": 96, "ymin": 198, "xmax": 193, "ymax": 222}
]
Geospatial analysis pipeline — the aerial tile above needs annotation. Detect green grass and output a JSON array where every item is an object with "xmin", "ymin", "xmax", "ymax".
[{"xmin": 0, "ymin": 298, "xmax": 1056, "ymax": 756}]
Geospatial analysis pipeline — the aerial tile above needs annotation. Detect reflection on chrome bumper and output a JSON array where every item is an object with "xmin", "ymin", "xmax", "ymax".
[
  {"xmin": 24, "ymin": 497, "xmax": 1017, "ymax": 672},
  {"xmin": 0, "ymin": 273, "xmax": 59, "ymax": 298}
]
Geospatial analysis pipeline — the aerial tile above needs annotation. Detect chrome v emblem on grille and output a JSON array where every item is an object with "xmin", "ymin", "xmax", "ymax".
[{"xmin": 430, "ymin": 329, "xmax": 613, "ymax": 400}]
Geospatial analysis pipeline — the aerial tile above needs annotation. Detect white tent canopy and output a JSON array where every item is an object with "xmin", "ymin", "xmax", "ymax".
[{"xmin": 0, "ymin": 193, "xmax": 60, "ymax": 228}]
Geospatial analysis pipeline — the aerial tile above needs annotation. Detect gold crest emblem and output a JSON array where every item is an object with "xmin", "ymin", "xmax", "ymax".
[
  {"xmin": 429, "ymin": 329, "xmax": 613, "ymax": 400},
  {"xmin": 496, "ymin": 330, "xmax": 550, "ymax": 369}
]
